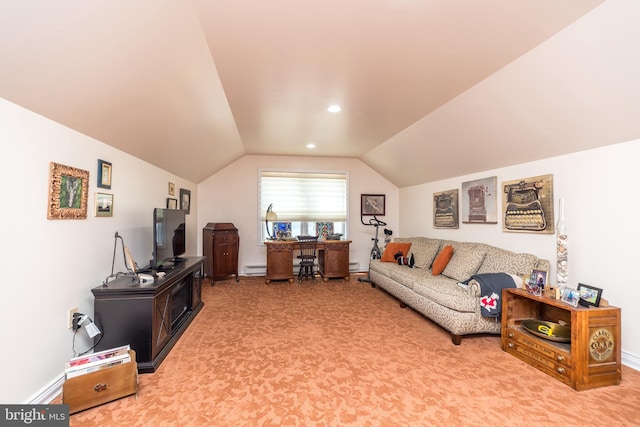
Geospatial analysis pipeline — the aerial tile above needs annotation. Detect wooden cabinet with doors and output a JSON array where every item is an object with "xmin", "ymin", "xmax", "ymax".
[{"xmin": 203, "ymin": 222, "xmax": 239, "ymax": 284}]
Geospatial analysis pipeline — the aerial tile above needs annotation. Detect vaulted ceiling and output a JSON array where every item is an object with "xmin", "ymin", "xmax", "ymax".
[{"xmin": 1, "ymin": 1, "xmax": 639, "ymax": 187}]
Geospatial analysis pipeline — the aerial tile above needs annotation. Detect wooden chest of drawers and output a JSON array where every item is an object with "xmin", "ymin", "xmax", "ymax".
[{"xmin": 502, "ymin": 288, "xmax": 621, "ymax": 391}]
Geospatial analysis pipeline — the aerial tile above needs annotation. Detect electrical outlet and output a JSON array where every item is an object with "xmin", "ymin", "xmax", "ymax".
[{"xmin": 68, "ymin": 307, "xmax": 79, "ymax": 329}]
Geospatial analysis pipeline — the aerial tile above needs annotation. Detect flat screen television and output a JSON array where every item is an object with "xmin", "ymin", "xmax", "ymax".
[{"xmin": 152, "ymin": 208, "xmax": 186, "ymax": 270}]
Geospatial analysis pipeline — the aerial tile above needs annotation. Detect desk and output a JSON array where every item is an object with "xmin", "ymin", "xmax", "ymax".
[{"xmin": 265, "ymin": 240, "xmax": 351, "ymax": 284}]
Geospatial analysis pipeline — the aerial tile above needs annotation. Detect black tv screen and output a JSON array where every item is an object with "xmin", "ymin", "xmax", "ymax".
[{"xmin": 152, "ymin": 208, "xmax": 186, "ymax": 269}]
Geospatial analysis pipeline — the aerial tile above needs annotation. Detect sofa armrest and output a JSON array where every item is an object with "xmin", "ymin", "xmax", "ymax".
[{"xmin": 466, "ymin": 279, "xmax": 482, "ymax": 296}]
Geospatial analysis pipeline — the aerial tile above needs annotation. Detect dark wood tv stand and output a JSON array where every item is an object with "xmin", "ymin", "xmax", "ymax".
[{"xmin": 92, "ymin": 257, "xmax": 205, "ymax": 373}]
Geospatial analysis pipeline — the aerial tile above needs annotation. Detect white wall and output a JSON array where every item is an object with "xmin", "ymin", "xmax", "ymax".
[
  {"xmin": 400, "ymin": 138, "xmax": 640, "ymax": 366},
  {"xmin": 197, "ymin": 155, "xmax": 400, "ymax": 274},
  {"xmin": 0, "ymin": 98, "xmax": 198, "ymax": 403}
]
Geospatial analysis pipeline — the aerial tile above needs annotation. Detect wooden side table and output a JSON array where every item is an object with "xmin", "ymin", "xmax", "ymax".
[{"xmin": 502, "ymin": 288, "xmax": 621, "ymax": 391}]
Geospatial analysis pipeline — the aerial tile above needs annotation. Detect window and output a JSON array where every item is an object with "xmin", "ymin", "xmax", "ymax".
[{"xmin": 259, "ymin": 169, "xmax": 348, "ymax": 241}]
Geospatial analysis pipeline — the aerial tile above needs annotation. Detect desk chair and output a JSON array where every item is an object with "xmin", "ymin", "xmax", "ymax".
[{"xmin": 296, "ymin": 236, "xmax": 319, "ymax": 283}]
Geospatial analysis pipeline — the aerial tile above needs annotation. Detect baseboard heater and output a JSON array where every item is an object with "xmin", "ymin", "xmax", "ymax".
[{"xmin": 244, "ymin": 261, "xmax": 360, "ymax": 276}]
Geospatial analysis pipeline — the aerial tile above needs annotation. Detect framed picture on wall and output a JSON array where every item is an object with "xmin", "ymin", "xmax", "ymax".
[
  {"xmin": 180, "ymin": 188, "xmax": 191, "ymax": 214},
  {"xmin": 97, "ymin": 159, "xmax": 112, "ymax": 189},
  {"xmin": 361, "ymin": 194, "xmax": 385, "ymax": 216},
  {"xmin": 47, "ymin": 162, "xmax": 89, "ymax": 220},
  {"xmin": 95, "ymin": 193, "xmax": 114, "ymax": 217},
  {"xmin": 433, "ymin": 189, "xmax": 459, "ymax": 229},
  {"xmin": 502, "ymin": 174, "xmax": 554, "ymax": 234},
  {"xmin": 461, "ymin": 176, "xmax": 497, "ymax": 224}
]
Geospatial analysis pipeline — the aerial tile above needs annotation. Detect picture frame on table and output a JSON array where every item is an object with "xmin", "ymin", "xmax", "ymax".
[
  {"xmin": 167, "ymin": 198, "xmax": 178, "ymax": 209},
  {"xmin": 578, "ymin": 283, "xmax": 603, "ymax": 307},
  {"xmin": 180, "ymin": 188, "xmax": 191, "ymax": 214},
  {"xmin": 561, "ymin": 287, "xmax": 580, "ymax": 307},
  {"xmin": 47, "ymin": 162, "xmax": 89, "ymax": 220},
  {"xmin": 97, "ymin": 159, "xmax": 112, "ymax": 189},
  {"xmin": 530, "ymin": 269, "xmax": 548, "ymax": 289},
  {"xmin": 524, "ymin": 280, "xmax": 542, "ymax": 297},
  {"xmin": 361, "ymin": 194, "xmax": 385, "ymax": 216},
  {"xmin": 95, "ymin": 193, "xmax": 114, "ymax": 217}
]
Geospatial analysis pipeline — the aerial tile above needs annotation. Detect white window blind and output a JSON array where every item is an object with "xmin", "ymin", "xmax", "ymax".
[{"xmin": 260, "ymin": 170, "xmax": 348, "ymax": 222}]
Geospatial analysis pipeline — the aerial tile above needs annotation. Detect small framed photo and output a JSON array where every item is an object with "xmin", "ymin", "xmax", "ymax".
[
  {"xmin": 361, "ymin": 194, "xmax": 385, "ymax": 216},
  {"xmin": 95, "ymin": 192, "xmax": 114, "ymax": 217},
  {"xmin": 97, "ymin": 159, "xmax": 112, "ymax": 189},
  {"xmin": 180, "ymin": 188, "xmax": 191, "ymax": 214},
  {"xmin": 167, "ymin": 198, "xmax": 178, "ymax": 209},
  {"xmin": 168, "ymin": 182, "xmax": 175, "ymax": 196},
  {"xmin": 524, "ymin": 279, "xmax": 542, "ymax": 296},
  {"xmin": 530, "ymin": 269, "xmax": 548, "ymax": 289},
  {"xmin": 273, "ymin": 221, "xmax": 292, "ymax": 239},
  {"xmin": 561, "ymin": 287, "xmax": 580, "ymax": 307},
  {"xmin": 578, "ymin": 283, "xmax": 603, "ymax": 307}
]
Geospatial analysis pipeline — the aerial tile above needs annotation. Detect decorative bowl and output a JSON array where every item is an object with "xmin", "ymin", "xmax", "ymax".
[{"xmin": 521, "ymin": 319, "xmax": 571, "ymax": 343}]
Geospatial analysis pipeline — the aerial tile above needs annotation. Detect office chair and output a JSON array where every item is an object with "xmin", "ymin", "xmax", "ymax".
[{"xmin": 296, "ymin": 236, "xmax": 319, "ymax": 283}]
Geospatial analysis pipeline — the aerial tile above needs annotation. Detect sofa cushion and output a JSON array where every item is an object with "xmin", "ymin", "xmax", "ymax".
[
  {"xmin": 380, "ymin": 242, "xmax": 412, "ymax": 262},
  {"xmin": 475, "ymin": 245, "xmax": 538, "ymax": 277},
  {"xmin": 432, "ymin": 245, "xmax": 454, "ymax": 275},
  {"xmin": 394, "ymin": 237, "xmax": 442, "ymax": 269},
  {"xmin": 369, "ymin": 259, "xmax": 419, "ymax": 290},
  {"xmin": 412, "ymin": 274, "xmax": 477, "ymax": 313},
  {"xmin": 441, "ymin": 241, "xmax": 486, "ymax": 282}
]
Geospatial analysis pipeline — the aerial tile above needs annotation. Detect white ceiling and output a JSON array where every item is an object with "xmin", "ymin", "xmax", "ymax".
[{"xmin": 1, "ymin": 1, "xmax": 639, "ymax": 187}]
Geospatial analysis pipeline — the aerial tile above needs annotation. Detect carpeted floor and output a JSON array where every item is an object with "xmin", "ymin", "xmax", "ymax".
[{"xmin": 66, "ymin": 275, "xmax": 640, "ymax": 426}]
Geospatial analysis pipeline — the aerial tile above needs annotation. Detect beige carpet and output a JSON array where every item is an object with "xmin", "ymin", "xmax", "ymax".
[{"xmin": 66, "ymin": 275, "xmax": 640, "ymax": 426}]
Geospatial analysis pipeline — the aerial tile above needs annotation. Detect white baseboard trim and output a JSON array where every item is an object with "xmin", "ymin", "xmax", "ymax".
[
  {"xmin": 622, "ymin": 350, "xmax": 640, "ymax": 371},
  {"xmin": 28, "ymin": 374, "xmax": 64, "ymax": 404},
  {"xmin": 244, "ymin": 261, "xmax": 360, "ymax": 276}
]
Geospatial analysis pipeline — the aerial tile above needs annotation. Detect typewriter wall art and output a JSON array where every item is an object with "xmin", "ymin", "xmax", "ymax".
[
  {"xmin": 502, "ymin": 174, "xmax": 554, "ymax": 234},
  {"xmin": 433, "ymin": 189, "xmax": 459, "ymax": 229}
]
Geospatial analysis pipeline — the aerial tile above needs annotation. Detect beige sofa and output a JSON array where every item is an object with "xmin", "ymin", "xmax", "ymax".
[{"xmin": 368, "ymin": 237, "xmax": 550, "ymax": 345}]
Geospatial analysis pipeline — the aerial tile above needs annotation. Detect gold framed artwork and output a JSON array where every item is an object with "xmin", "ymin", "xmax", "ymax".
[
  {"xmin": 461, "ymin": 176, "xmax": 497, "ymax": 224},
  {"xmin": 97, "ymin": 159, "xmax": 112, "ymax": 189},
  {"xmin": 502, "ymin": 174, "xmax": 554, "ymax": 233},
  {"xmin": 47, "ymin": 162, "xmax": 89, "ymax": 219},
  {"xmin": 433, "ymin": 189, "xmax": 459, "ymax": 229},
  {"xmin": 95, "ymin": 192, "xmax": 114, "ymax": 217},
  {"xmin": 168, "ymin": 182, "xmax": 175, "ymax": 196}
]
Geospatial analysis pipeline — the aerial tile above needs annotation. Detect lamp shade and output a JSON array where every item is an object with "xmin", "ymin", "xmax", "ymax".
[{"xmin": 265, "ymin": 204, "xmax": 278, "ymax": 239}]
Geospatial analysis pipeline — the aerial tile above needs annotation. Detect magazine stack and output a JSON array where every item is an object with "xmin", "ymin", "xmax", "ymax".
[{"xmin": 65, "ymin": 345, "xmax": 131, "ymax": 379}]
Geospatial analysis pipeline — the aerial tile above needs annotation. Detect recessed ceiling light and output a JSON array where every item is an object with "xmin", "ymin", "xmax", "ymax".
[
  {"xmin": 306, "ymin": 143, "xmax": 316, "ymax": 149},
  {"xmin": 327, "ymin": 105, "xmax": 341, "ymax": 113}
]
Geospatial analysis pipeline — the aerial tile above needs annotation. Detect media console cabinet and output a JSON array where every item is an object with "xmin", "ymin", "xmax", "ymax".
[
  {"xmin": 92, "ymin": 257, "xmax": 205, "ymax": 373},
  {"xmin": 502, "ymin": 288, "xmax": 621, "ymax": 391}
]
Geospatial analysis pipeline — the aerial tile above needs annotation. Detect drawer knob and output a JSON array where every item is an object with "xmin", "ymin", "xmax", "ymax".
[
  {"xmin": 556, "ymin": 355, "xmax": 565, "ymax": 362},
  {"xmin": 507, "ymin": 332, "xmax": 514, "ymax": 338},
  {"xmin": 557, "ymin": 367, "xmax": 565, "ymax": 374},
  {"xmin": 508, "ymin": 343, "xmax": 514, "ymax": 348},
  {"xmin": 94, "ymin": 383, "xmax": 108, "ymax": 392}
]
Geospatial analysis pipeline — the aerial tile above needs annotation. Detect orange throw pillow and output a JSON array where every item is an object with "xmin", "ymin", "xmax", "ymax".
[
  {"xmin": 381, "ymin": 242, "xmax": 412, "ymax": 262},
  {"xmin": 432, "ymin": 245, "xmax": 454, "ymax": 275}
]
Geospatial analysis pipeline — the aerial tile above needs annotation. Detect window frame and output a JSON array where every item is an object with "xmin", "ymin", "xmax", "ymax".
[{"xmin": 258, "ymin": 168, "xmax": 349, "ymax": 243}]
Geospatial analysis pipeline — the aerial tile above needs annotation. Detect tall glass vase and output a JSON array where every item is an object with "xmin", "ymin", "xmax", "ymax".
[{"xmin": 556, "ymin": 198, "xmax": 568, "ymax": 287}]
